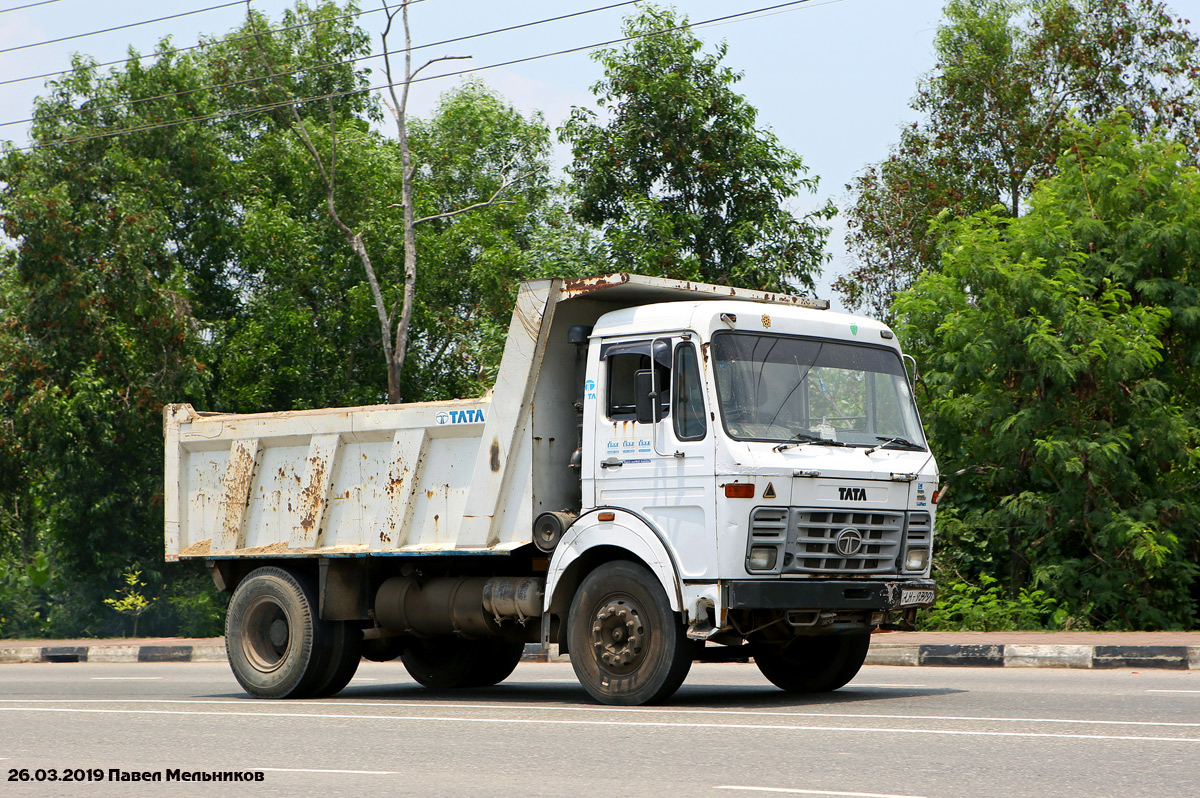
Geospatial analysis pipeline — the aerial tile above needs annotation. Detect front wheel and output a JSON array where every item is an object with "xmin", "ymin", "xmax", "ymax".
[
  {"xmin": 752, "ymin": 633, "xmax": 870, "ymax": 693},
  {"xmin": 567, "ymin": 561, "xmax": 694, "ymax": 705}
]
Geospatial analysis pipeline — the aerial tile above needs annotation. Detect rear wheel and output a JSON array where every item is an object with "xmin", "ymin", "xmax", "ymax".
[
  {"xmin": 567, "ymin": 561, "xmax": 694, "ymax": 706},
  {"xmin": 361, "ymin": 635, "xmax": 406, "ymax": 663},
  {"xmin": 461, "ymin": 639, "xmax": 526, "ymax": 687},
  {"xmin": 225, "ymin": 567, "xmax": 330, "ymax": 699},
  {"xmin": 752, "ymin": 633, "xmax": 870, "ymax": 693},
  {"xmin": 309, "ymin": 622, "xmax": 362, "ymax": 697},
  {"xmin": 401, "ymin": 637, "xmax": 525, "ymax": 689},
  {"xmin": 402, "ymin": 637, "xmax": 471, "ymax": 688}
]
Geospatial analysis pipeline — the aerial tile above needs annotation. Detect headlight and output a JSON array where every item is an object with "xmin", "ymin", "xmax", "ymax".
[
  {"xmin": 748, "ymin": 546, "xmax": 778, "ymax": 571},
  {"xmin": 905, "ymin": 548, "xmax": 929, "ymax": 571}
]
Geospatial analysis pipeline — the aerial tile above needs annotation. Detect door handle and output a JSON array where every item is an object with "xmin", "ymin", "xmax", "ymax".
[{"xmin": 600, "ymin": 457, "xmax": 623, "ymax": 469}]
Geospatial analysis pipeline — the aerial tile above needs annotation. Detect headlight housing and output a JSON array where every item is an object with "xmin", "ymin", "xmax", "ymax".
[
  {"xmin": 904, "ymin": 547, "xmax": 929, "ymax": 572},
  {"xmin": 748, "ymin": 546, "xmax": 778, "ymax": 571}
]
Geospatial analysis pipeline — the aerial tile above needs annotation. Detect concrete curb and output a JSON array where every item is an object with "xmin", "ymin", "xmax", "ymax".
[
  {"xmin": 0, "ymin": 644, "xmax": 227, "ymax": 664},
  {"xmin": 518, "ymin": 642, "xmax": 1200, "ymax": 669},
  {"xmin": 864, "ymin": 642, "xmax": 1200, "ymax": 670},
  {"xmin": 2, "ymin": 642, "xmax": 1196, "ymax": 670}
]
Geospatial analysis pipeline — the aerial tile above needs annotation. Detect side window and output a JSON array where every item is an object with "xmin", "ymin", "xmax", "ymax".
[
  {"xmin": 605, "ymin": 341, "xmax": 670, "ymax": 419},
  {"xmin": 673, "ymin": 342, "xmax": 707, "ymax": 440}
]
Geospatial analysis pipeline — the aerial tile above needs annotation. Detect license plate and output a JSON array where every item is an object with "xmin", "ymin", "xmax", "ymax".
[{"xmin": 900, "ymin": 588, "xmax": 936, "ymax": 606}]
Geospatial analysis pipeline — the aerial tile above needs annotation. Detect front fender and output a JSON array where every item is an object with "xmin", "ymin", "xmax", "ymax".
[{"xmin": 544, "ymin": 508, "xmax": 683, "ymax": 614}]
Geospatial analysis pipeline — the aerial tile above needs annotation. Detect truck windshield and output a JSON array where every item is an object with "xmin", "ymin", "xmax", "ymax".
[{"xmin": 710, "ymin": 332, "xmax": 926, "ymax": 449}]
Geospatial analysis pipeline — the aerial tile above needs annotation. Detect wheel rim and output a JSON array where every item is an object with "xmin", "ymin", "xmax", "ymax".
[
  {"xmin": 589, "ymin": 595, "xmax": 646, "ymax": 674},
  {"xmin": 242, "ymin": 595, "xmax": 291, "ymax": 673}
]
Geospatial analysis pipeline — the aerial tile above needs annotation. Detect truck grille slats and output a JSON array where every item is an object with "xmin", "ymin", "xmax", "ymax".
[{"xmin": 749, "ymin": 506, "xmax": 925, "ymax": 575}]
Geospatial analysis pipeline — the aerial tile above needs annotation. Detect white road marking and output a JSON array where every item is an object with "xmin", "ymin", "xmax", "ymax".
[
  {"xmin": 717, "ymin": 786, "xmax": 925, "ymax": 798},
  {"xmin": 1146, "ymin": 690, "xmax": 1200, "ymax": 694},
  {"xmin": 847, "ymin": 684, "xmax": 927, "ymax": 688},
  {"xmin": 255, "ymin": 768, "xmax": 399, "ymax": 775},
  {"xmin": 2, "ymin": 699, "xmax": 1196, "ymax": 728},
  {"xmin": 0, "ymin": 706, "xmax": 1197, "ymax": 743},
  {"xmin": 89, "ymin": 677, "xmax": 163, "ymax": 681},
  {"xmin": 518, "ymin": 679, "xmax": 581, "ymax": 683}
]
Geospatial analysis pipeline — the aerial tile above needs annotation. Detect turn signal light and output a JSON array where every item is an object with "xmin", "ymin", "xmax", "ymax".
[
  {"xmin": 724, "ymin": 483, "xmax": 755, "ymax": 499},
  {"xmin": 597, "ymin": 511, "xmax": 615, "ymax": 521}
]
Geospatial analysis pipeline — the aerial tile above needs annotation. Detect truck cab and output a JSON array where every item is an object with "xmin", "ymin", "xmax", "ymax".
[{"xmin": 543, "ymin": 297, "xmax": 936, "ymax": 701}]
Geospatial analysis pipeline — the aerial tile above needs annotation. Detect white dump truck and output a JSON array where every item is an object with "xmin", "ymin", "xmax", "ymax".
[{"xmin": 164, "ymin": 274, "xmax": 938, "ymax": 705}]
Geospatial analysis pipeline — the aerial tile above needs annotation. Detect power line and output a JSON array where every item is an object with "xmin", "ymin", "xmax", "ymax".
[
  {"xmin": 17, "ymin": 0, "xmax": 820, "ymax": 153},
  {"xmin": 0, "ymin": 0, "xmax": 641, "ymax": 131},
  {"xmin": 0, "ymin": 2, "xmax": 395, "ymax": 87},
  {"xmin": 696, "ymin": 0, "xmax": 844, "ymax": 30},
  {"xmin": 0, "ymin": 0, "xmax": 61, "ymax": 14},
  {"xmin": 0, "ymin": 0, "xmax": 246, "ymax": 56}
]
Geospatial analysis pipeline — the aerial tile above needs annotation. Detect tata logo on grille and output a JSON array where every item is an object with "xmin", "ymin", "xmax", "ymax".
[
  {"xmin": 835, "ymin": 527, "xmax": 864, "ymax": 557},
  {"xmin": 839, "ymin": 487, "xmax": 867, "ymax": 501}
]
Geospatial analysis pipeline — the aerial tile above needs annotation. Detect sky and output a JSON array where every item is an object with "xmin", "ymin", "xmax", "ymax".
[{"xmin": 1, "ymin": 0, "xmax": 955, "ymax": 308}]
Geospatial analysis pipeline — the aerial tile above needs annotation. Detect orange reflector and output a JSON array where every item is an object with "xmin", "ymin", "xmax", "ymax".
[
  {"xmin": 724, "ymin": 483, "xmax": 755, "ymax": 499},
  {"xmin": 597, "ymin": 511, "xmax": 615, "ymax": 521},
  {"xmin": 932, "ymin": 490, "xmax": 941, "ymax": 504}
]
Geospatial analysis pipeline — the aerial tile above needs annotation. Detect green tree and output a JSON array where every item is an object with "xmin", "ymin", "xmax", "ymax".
[
  {"xmin": 403, "ymin": 82, "xmax": 595, "ymax": 400},
  {"xmin": 896, "ymin": 114, "xmax": 1200, "ymax": 629},
  {"xmin": 839, "ymin": 0, "xmax": 1200, "ymax": 319},
  {"xmin": 0, "ymin": 2, "xmax": 371, "ymax": 633},
  {"xmin": 0, "ymin": 46, "xmax": 225, "ymax": 630},
  {"xmin": 0, "ymin": 1, "xmax": 582, "ymax": 634},
  {"xmin": 213, "ymin": 79, "xmax": 574, "ymax": 410},
  {"xmin": 561, "ymin": 4, "xmax": 832, "ymax": 292}
]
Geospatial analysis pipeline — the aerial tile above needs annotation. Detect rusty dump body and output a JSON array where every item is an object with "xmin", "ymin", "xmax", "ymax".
[{"xmin": 163, "ymin": 274, "xmax": 828, "ymax": 562}]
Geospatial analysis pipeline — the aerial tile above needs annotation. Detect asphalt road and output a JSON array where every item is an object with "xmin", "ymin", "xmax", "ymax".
[{"xmin": 1, "ymin": 660, "xmax": 1197, "ymax": 797}]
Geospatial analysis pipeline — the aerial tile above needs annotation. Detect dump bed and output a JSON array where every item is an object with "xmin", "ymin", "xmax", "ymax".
[{"xmin": 164, "ymin": 274, "xmax": 827, "ymax": 560}]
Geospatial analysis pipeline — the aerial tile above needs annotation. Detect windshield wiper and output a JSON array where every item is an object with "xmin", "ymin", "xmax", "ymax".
[
  {"xmin": 773, "ymin": 432, "xmax": 850, "ymax": 452},
  {"xmin": 865, "ymin": 435, "xmax": 926, "ymax": 454}
]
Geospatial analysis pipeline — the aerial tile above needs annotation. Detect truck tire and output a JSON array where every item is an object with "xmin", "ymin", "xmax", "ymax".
[
  {"xmin": 401, "ymin": 637, "xmax": 525, "ymax": 688},
  {"xmin": 752, "ymin": 633, "xmax": 870, "ymax": 693},
  {"xmin": 309, "ymin": 621, "xmax": 362, "ymax": 698},
  {"xmin": 225, "ymin": 566, "xmax": 331, "ymax": 699},
  {"xmin": 567, "ymin": 560, "xmax": 693, "ymax": 706},
  {"xmin": 361, "ymin": 635, "xmax": 406, "ymax": 662},
  {"xmin": 461, "ymin": 640, "xmax": 526, "ymax": 687},
  {"xmin": 401, "ymin": 637, "xmax": 472, "ymax": 688}
]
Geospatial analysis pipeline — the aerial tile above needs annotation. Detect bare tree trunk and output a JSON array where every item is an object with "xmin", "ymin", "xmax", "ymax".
[
  {"xmin": 387, "ymin": 1, "xmax": 420, "ymax": 403},
  {"xmin": 248, "ymin": 0, "xmax": 533, "ymax": 404}
]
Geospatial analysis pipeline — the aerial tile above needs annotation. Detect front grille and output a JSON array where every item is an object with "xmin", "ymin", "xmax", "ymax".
[
  {"xmin": 906, "ymin": 511, "xmax": 932, "ymax": 543},
  {"xmin": 749, "ymin": 506, "xmax": 915, "ymax": 575},
  {"xmin": 788, "ymin": 509, "xmax": 904, "ymax": 574},
  {"xmin": 749, "ymin": 507, "xmax": 789, "ymax": 543}
]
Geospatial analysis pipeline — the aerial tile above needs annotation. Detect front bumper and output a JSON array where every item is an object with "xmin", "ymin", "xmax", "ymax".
[{"xmin": 724, "ymin": 579, "xmax": 936, "ymax": 611}]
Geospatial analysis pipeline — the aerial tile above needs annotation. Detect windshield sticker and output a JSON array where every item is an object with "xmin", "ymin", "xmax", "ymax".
[
  {"xmin": 435, "ymin": 408, "xmax": 486, "ymax": 425},
  {"xmin": 585, "ymin": 379, "xmax": 597, "ymax": 401}
]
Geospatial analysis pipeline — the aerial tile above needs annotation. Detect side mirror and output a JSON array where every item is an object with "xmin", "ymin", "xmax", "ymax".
[{"xmin": 634, "ymin": 369, "xmax": 661, "ymax": 424}]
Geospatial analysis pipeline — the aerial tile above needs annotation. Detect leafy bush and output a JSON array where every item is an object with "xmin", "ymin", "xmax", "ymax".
[
  {"xmin": 0, "ymin": 552, "xmax": 53, "ymax": 638},
  {"xmin": 918, "ymin": 574, "xmax": 1071, "ymax": 632}
]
